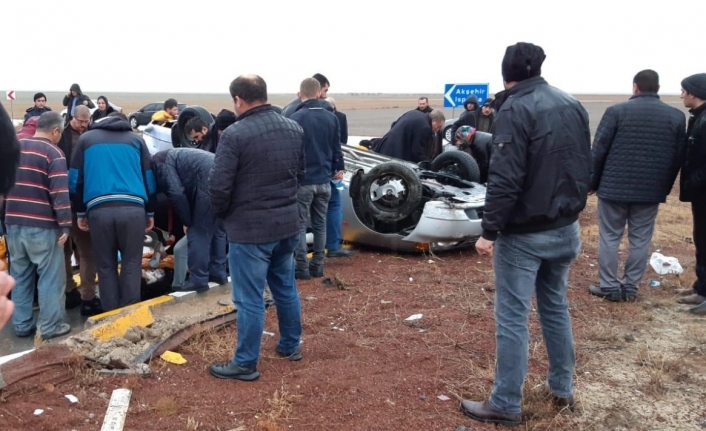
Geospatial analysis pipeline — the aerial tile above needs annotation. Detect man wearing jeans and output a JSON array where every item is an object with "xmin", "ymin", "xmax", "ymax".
[
  {"xmin": 589, "ymin": 70, "xmax": 686, "ymax": 302},
  {"xmin": 208, "ymin": 75, "xmax": 305, "ymax": 381},
  {"xmin": 290, "ymin": 78, "xmax": 342, "ymax": 279},
  {"xmin": 3, "ymin": 112, "xmax": 72, "ymax": 340},
  {"xmin": 461, "ymin": 42, "xmax": 591, "ymax": 426}
]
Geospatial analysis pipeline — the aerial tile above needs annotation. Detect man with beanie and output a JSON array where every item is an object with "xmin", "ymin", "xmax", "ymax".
[
  {"xmin": 475, "ymin": 98, "xmax": 495, "ymax": 133},
  {"xmin": 215, "ymin": 109, "xmax": 237, "ymax": 136},
  {"xmin": 589, "ymin": 70, "xmax": 686, "ymax": 303},
  {"xmin": 460, "ymin": 42, "xmax": 591, "ymax": 426},
  {"xmin": 677, "ymin": 73, "xmax": 706, "ymax": 314}
]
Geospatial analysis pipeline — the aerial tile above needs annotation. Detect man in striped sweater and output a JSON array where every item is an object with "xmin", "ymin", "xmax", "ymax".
[{"xmin": 3, "ymin": 111, "xmax": 72, "ymax": 340}]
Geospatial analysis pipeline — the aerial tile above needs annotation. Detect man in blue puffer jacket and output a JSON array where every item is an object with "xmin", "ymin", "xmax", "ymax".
[{"xmin": 69, "ymin": 113, "xmax": 157, "ymax": 312}]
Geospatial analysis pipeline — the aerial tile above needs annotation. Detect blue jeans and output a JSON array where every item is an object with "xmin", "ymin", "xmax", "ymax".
[
  {"xmin": 229, "ymin": 235, "xmax": 302, "ymax": 367},
  {"xmin": 295, "ymin": 183, "xmax": 331, "ymax": 272},
  {"xmin": 6, "ymin": 225, "xmax": 67, "ymax": 337},
  {"xmin": 490, "ymin": 221, "xmax": 581, "ymax": 414},
  {"xmin": 326, "ymin": 181, "xmax": 344, "ymax": 251}
]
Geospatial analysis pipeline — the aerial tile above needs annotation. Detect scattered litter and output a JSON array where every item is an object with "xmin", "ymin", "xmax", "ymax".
[
  {"xmin": 65, "ymin": 395, "xmax": 79, "ymax": 404},
  {"xmin": 437, "ymin": 395, "xmax": 451, "ymax": 401},
  {"xmin": 418, "ymin": 329, "xmax": 426, "ymax": 333},
  {"xmin": 34, "ymin": 409, "xmax": 44, "ymax": 416},
  {"xmin": 589, "ymin": 264, "xmax": 595, "ymax": 267},
  {"xmin": 427, "ymin": 260, "xmax": 435, "ymax": 264},
  {"xmin": 650, "ymin": 280, "xmax": 661, "ymax": 288},
  {"xmin": 160, "ymin": 351, "xmax": 187, "ymax": 365},
  {"xmin": 305, "ymin": 296, "xmax": 317, "ymax": 301},
  {"xmin": 649, "ymin": 252, "xmax": 683, "ymax": 275},
  {"xmin": 419, "ymin": 395, "xmax": 427, "ymax": 401},
  {"xmin": 380, "ymin": 300, "xmax": 392, "ymax": 304},
  {"xmin": 404, "ymin": 314, "xmax": 423, "ymax": 321},
  {"xmin": 263, "ymin": 331, "xmax": 275, "ymax": 337},
  {"xmin": 332, "ymin": 327, "xmax": 345, "ymax": 332},
  {"xmin": 409, "ymin": 277, "xmax": 414, "ymax": 282},
  {"xmin": 322, "ymin": 278, "xmax": 334, "ymax": 286}
]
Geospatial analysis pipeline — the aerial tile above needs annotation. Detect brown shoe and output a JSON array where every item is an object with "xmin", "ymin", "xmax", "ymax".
[
  {"xmin": 677, "ymin": 294, "xmax": 706, "ymax": 305},
  {"xmin": 459, "ymin": 400, "xmax": 521, "ymax": 427},
  {"xmin": 553, "ymin": 394, "xmax": 576, "ymax": 411}
]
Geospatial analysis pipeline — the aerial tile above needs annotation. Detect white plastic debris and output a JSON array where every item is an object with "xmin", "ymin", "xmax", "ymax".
[
  {"xmin": 380, "ymin": 300, "xmax": 392, "ymax": 304},
  {"xmin": 262, "ymin": 331, "xmax": 275, "ymax": 337},
  {"xmin": 65, "ymin": 395, "xmax": 79, "ymax": 404},
  {"xmin": 409, "ymin": 277, "xmax": 414, "ymax": 282},
  {"xmin": 437, "ymin": 395, "xmax": 451, "ymax": 401},
  {"xmin": 34, "ymin": 409, "xmax": 44, "ymax": 416},
  {"xmin": 405, "ymin": 314, "xmax": 423, "ymax": 321},
  {"xmin": 649, "ymin": 252, "xmax": 683, "ymax": 275}
]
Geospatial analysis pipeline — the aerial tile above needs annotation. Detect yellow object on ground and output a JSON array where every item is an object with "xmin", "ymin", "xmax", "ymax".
[
  {"xmin": 160, "ymin": 351, "xmax": 187, "ymax": 365},
  {"xmin": 88, "ymin": 295, "xmax": 175, "ymax": 325},
  {"xmin": 91, "ymin": 305, "xmax": 155, "ymax": 342}
]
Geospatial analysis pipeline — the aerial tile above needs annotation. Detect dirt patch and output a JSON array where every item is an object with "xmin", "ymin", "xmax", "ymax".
[{"xmin": 1, "ymin": 195, "xmax": 705, "ymax": 430}]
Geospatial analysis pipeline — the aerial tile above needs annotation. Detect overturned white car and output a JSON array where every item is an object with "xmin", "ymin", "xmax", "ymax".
[{"xmin": 142, "ymin": 107, "xmax": 486, "ymax": 252}]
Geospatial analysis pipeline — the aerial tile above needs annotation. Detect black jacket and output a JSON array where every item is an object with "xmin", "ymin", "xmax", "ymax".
[
  {"xmin": 62, "ymin": 93, "xmax": 94, "ymax": 122},
  {"xmin": 334, "ymin": 110, "xmax": 348, "ymax": 145},
  {"xmin": 0, "ymin": 103, "xmax": 20, "ymax": 196},
  {"xmin": 591, "ymin": 93, "xmax": 686, "ymax": 204},
  {"xmin": 290, "ymin": 99, "xmax": 342, "ymax": 186},
  {"xmin": 681, "ymin": 102, "xmax": 706, "ymax": 203},
  {"xmin": 24, "ymin": 106, "xmax": 52, "ymax": 122},
  {"xmin": 481, "ymin": 77, "xmax": 591, "ymax": 241},
  {"xmin": 90, "ymin": 106, "xmax": 115, "ymax": 123},
  {"xmin": 450, "ymin": 95, "xmax": 479, "ymax": 141},
  {"xmin": 209, "ymin": 105, "xmax": 305, "ymax": 243},
  {"xmin": 151, "ymin": 148, "xmax": 215, "ymax": 227},
  {"xmin": 375, "ymin": 110, "xmax": 434, "ymax": 163},
  {"xmin": 58, "ymin": 124, "xmax": 83, "ymax": 166},
  {"xmin": 475, "ymin": 110, "xmax": 494, "ymax": 133}
]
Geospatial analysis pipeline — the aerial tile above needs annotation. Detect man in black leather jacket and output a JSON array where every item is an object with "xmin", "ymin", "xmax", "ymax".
[
  {"xmin": 677, "ymin": 73, "xmax": 706, "ymax": 314},
  {"xmin": 460, "ymin": 42, "xmax": 591, "ymax": 426}
]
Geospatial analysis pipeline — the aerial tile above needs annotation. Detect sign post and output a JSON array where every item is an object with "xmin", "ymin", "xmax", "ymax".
[
  {"xmin": 443, "ymin": 83, "xmax": 490, "ymax": 113},
  {"xmin": 5, "ymin": 90, "xmax": 15, "ymax": 120}
]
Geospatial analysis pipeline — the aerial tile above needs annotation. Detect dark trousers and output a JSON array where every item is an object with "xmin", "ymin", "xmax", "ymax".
[
  {"xmin": 187, "ymin": 206, "xmax": 228, "ymax": 286},
  {"xmin": 64, "ymin": 212, "xmax": 97, "ymax": 300},
  {"xmin": 693, "ymin": 200, "xmax": 706, "ymax": 296},
  {"xmin": 88, "ymin": 205, "xmax": 146, "ymax": 312}
]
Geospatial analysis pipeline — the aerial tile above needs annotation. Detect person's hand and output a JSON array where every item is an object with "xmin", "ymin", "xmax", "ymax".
[
  {"xmin": 333, "ymin": 170, "xmax": 344, "ymax": 180},
  {"xmin": 588, "ymin": 190, "xmax": 596, "ymax": 196},
  {"xmin": 183, "ymin": 226, "xmax": 188, "ymax": 235},
  {"xmin": 0, "ymin": 268, "xmax": 16, "ymax": 331},
  {"xmin": 82, "ymin": 100, "xmax": 88, "ymax": 106},
  {"xmin": 145, "ymin": 217, "xmax": 154, "ymax": 232},
  {"xmin": 58, "ymin": 233, "xmax": 69, "ymax": 246},
  {"xmin": 78, "ymin": 218, "xmax": 90, "ymax": 232},
  {"xmin": 475, "ymin": 237, "xmax": 495, "ymax": 257}
]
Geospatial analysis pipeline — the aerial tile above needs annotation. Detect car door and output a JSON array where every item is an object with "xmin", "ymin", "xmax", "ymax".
[{"xmin": 140, "ymin": 103, "xmax": 161, "ymax": 125}]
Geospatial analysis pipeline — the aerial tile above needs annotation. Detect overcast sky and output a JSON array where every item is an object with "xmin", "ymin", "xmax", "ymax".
[{"xmin": 3, "ymin": 0, "xmax": 704, "ymax": 96}]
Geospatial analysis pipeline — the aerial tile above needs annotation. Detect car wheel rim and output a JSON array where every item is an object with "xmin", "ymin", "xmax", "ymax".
[
  {"xmin": 445, "ymin": 128, "xmax": 452, "ymax": 142},
  {"xmin": 369, "ymin": 176, "xmax": 408, "ymax": 211}
]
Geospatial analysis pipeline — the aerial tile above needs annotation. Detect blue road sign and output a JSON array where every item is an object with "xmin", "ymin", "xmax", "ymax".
[{"xmin": 443, "ymin": 83, "xmax": 490, "ymax": 108}]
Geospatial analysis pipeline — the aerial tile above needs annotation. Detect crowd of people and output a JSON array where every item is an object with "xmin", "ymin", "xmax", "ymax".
[{"xmin": 0, "ymin": 41, "xmax": 705, "ymax": 426}]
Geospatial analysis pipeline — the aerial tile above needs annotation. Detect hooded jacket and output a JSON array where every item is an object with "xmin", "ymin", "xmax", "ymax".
[
  {"xmin": 450, "ymin": 95, "xmax": 479, "ymax": 142},
  {"xmin": 69, "ymin": 116, "xmax": 157, "ymax": 218},
  {"xmin": 90, "ymin": 97, "xmax": 116, "ymax": 123},
  {"xmin": 62, "ymin": 84, "xmax": 94, "ymax": 120}
]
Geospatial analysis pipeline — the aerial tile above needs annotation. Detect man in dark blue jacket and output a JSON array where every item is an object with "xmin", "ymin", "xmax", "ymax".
[
  {"xmin": 24, "ymin": 93, "xmax": 52, "ymax": 122},
  {"xmin": 290, "ymin": 78, "xmax": 342, "ymax": 280},
  {"xmin": 589, "ymin": 70, "xmax": 686, "ymax": 302},
  {"xmin": 151, "ymin": 148, "xmax": 227, "ymax": 292},
  {"xmin": 208, "ymin": 75, "xmax": 305, "ymax": 382},
  {"xmin": 69, "ymin": 113, "xmax": 157, "ymax": 312}
]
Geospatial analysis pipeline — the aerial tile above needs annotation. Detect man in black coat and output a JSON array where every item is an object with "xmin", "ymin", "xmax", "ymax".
[
  {"xmin": 677, "ymin": 73, "xmax": 706, "ymax": 313},
  {"xmin": 589, "ymin": 70, "xmax": 686, "ymax": 302},
  {"xmin": 24, "ymin": 93, "xmax": 52, "ymax": 122},
  {"xmin": 151, "ymin": 148, "xmax": 227, "ymax": 292},
  {"xmin": 374, "ymin": 109, "xmax": 445, "ymax": 163},
  {"xmin": 461, "ymin": 42, "xmax": 591, "ymax": 426},
  {"xmin": 208, "ymin": 75, "xmax": 306, "ymax": 382},
  {"xmin": 62, "ymin": 83, "xmax": 94, "ymax": 125}
]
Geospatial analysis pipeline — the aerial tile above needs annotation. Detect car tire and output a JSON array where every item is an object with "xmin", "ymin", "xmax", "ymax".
[
  {"xmin": 174, "ymin": 106, "xmax": 215, "ymax": 148},
  {"xmin": 129, "ymin": 116, "xmax": 138, "ymax": 129},
  {"xmin": 443, "ymin": 125, "xmax": 453, "ymax": 143},
  {"xmin": 359, "ymin": 161, "xmax": 423, "ymax": 222},
  {"xmin": 430, "ymin": 151, "xmax": 481, "ymax": 183}
]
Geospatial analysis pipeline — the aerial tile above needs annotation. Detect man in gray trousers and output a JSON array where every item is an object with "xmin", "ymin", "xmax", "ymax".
[{"xmin": 589, "ymin": 70, "xmax": 686, "ymax": 302}]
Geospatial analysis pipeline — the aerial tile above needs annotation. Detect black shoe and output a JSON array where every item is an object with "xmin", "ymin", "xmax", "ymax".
[
  {"xmin": 80, "ymin": 298, "xmax": 104, "ymax": 317},
  {"xmin": 588, "ymin": 285, "xmax": 621, "ymax": 302},
  {"xmin": 15, "ymin": 326, "xmax": 37, "ymax": 338},
  {"xmin": 295, "ymin": 270, "xmax": 311, "ymax": 280},
  {"xmin": 276, "ymin": 346, "xmax": 303, "ymax": 361},
  {"xmin": 622, "ymin": 288, "xmax": 638, "ymax": 302},
  {"xmin": 65, "ymin": 289, "xmax": 82, "ymax": 309},
  {"xmin": 41, "ymin": 323, "xmax": 71, "ymax": 341},
  {"xmin": 326, "ymin": 248, "xmax": 354, "ymax": 258},
  {"xmin": 209, "ymin": 362, "xmax": 260, "ymax": 381},
  {"xmin": 309, "ymin": 265, "xmax": 323, "ymax": 278},
  {"xmin": 209, "ymin": 276, "xmax": 229, "ymax": 285},
  {"xmin": 175, "ymin": 281, "xmax": 210, "ymax": 293}
]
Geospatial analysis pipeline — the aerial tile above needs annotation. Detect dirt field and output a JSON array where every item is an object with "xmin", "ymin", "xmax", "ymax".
[{"xmin": 1, "ymin": 94, "xmax": 703, "ymax": 431}]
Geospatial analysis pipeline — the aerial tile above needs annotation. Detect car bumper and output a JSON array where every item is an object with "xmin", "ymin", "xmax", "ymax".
[{"xmin": 402, "ymin": 200, "xmax": 482, "ymax": 244}]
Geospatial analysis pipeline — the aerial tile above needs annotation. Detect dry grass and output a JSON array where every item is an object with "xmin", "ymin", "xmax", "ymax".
[
  {"xmin": 153, "ymin": 396, "xmax": 179, "ymax": 417},
  {"xmin": 180, "ymin": 323, "xmax": 236, "ymax": 361},
  {"xmin": 256, "ymin": 386, "xmax": 300, "ymax": 431}
]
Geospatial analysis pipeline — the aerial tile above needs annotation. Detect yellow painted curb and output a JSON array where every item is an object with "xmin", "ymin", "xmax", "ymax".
[
  {"xmin": 91, "ymin": 305, "xmax": 155, "ymax": 342},
  {"xmin": 88, "ymin": 295, "xmax": 175, "ymax": 325}
]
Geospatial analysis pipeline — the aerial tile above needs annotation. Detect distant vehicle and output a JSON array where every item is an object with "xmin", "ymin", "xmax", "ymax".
[
  {"xmin": 60, "ymin": 100, "xmax": 123, "ymax": 119},
  {"xmin": 127, "ymin": 102, "xmax": 188, "ymax": 129}
]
